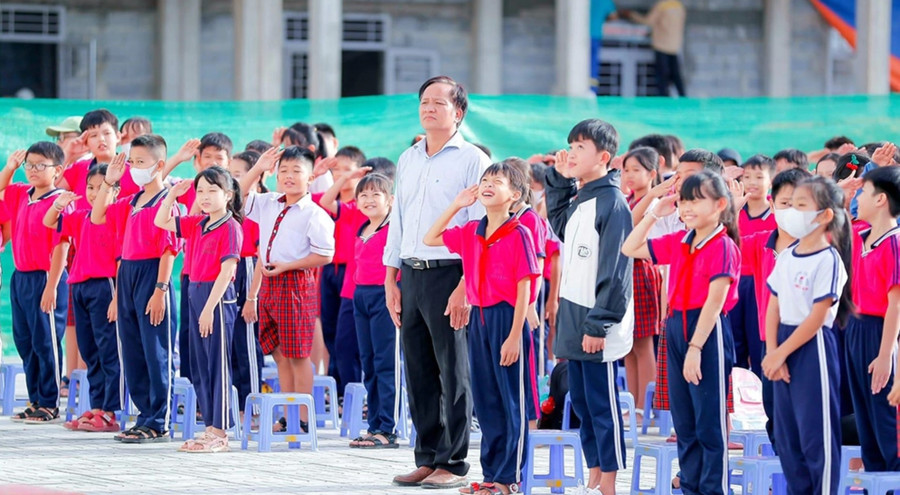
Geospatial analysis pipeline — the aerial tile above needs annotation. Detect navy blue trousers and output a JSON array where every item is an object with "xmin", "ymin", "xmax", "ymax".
[
  {"xmin": 321, "ymin": 263, "xmax": 355, "ymax": 394},
  {"xmin": 469, "ymin": 303, "xmax": 528, "ymax": 485},
  {"xmin": 774, "ymin": 323, "xmax": 841, "ymax": 495},
  {"xmin": 336, "ymin": 297, "xmax": 361, "ymax": 395},
  {"xmin": 178, "ymin": 273, "xmax": 191, "ymax": 382},
  {"xmin": 760, "ymin": 345, "xmax": 776, "ymax": 453},
  {"xmin": 568, "ymin": 359, "xmax": 627, "ymax": 471},
  {"xmin": 71, "ymin": 277, "xmax": 121, "ymax": 412},
  {"xmin": 231, "ymin": 257, "xmax": 262, "ymax": 412},
  {"xmin": 667, "ymin": 309, "xmax": 733, "ymax": 495},
  {"xmin": 354, "ymin": 285, "xmax": 398, "ymax": 434},
  {"xmin": 731, "ymin": 276, "xmax": 762, "ymax": 376},
  {"xmin": 118, "ymin": 259, "xmax": 176, "ymax": 433},
  {"xmin": 845, "ymin": 314, "xmax": 900, "ymax": 471},
  {"xmin": 188, "ymin": 281, "xmax": 236, "ymax": 430},
  {"xmin": 11, "ymin": 269, "xmax": 67, "ymax": 409}
]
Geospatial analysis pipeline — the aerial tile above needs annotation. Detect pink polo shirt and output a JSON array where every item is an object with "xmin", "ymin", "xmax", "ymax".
[
  {"xmin": 852, "ymin": 227, "xmax": 900, "ymax": 316},
  {"xmin": 738, "ymin": 205, "xmax": 776, "ymax": 275},
  {"xmin": 741, "ymin": 229, "xmax": 793, "ymax": 340},
  {"xmin": 57, "ymin": 209, "xmax": 118, "ymax": 284},
  {"xmin": 4, "ymin": 184, "xmax": 67, "ymax": 271},
  {"xmin": 63, "ymin": 158, "xmax": 140, "ymax": 210},
  {"xmin": 443, "ymin": 217, "xmax": 540, "ymax": 308},
  {"xmin": 544, "ymin": 236, "xmax": 560, "ymax": 280},
  {"xmin": 517, "ymin": 207, "xmax": 548, "ymax": 258},
  {"xmin": 240, "ymin": 219, "xmax": 260, "ymax": 258},
  {"xmin": 354, "ymin": 220, "xmax": 390, "ymax": 287},
  {"xmin": 107, "ymin": 190, "xmax": 181, "ymax": 261},
  {"xmin": 647, "ymin": 225, "xmax": 741, "ymax": 312},
  {"xmin": 175, "ymin": 214, "xmax": 242, "ymax": 283}
]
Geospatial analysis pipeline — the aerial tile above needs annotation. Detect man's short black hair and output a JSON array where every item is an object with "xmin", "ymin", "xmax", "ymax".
[
  {"xmin": 335, "ymin": 146, "xmax": 366, "ymax": 168},
  {"xmin": 773, "ymin": 149, "xmax": 808, "ymax": 170},
  {"xmin": 81, "ymin": 109, "xmax": 118, "ymax": 132},
  {"xmin": 824, "ymin": 136, "xmax": 854, "ymax": 150},
  {"xmin": 130, "ymin": 134, "xmax": 168, "ymax": 162},
  {"xmin": 418, "ymin": 76, "xmax": 468, "ymax": 123},
  {"xmin": 771, "ymin": 168, "xmax": 811, "ymax": 200},
  {"xmin": 680, "ymin": 149, "xmax": 724, "ymax": 175},
  {"xmin": 26, "ymin": 141, "xmax": 65, "ymax": 167},
  {"xmin": 741, "ymin": 154, "xmax": 776, "ymax": 175},
  {"xmin": 198, "ymin": 132, "xmax": 234, "ymax": 159},
  {"xmin": 567, "ymin": 119, "xmax": 619, "ymax": 158}
]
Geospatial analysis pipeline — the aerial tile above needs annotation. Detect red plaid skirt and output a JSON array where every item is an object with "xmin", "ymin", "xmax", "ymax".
[
  {"xmin": 633, "ymin": 259, "xmax": 661, "ymax": 339},
  {"xmin": 653, "ymin": 320, "xmax": 734, "ymax": 413},
  {"xmin": 258, "ymin": 269, "xmax": 317, "ymax": 359}
]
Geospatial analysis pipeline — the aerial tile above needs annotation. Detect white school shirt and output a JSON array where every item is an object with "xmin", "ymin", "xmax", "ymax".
[
  {"xmin": 244, "ymin": 191, "xmax": 336, "ymax": 265},
  {"xmin": 644, "ymin": 198, "xmax": 685, "ymax": 239},
  {"xmin": 766, "ymin": 245, "xmax": 847, "ymax": 328}
]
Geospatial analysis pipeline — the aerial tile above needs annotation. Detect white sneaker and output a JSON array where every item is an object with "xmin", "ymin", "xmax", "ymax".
[{"xmin": 571, "ymin": 481, "xmax": 604, "ymax": 495}]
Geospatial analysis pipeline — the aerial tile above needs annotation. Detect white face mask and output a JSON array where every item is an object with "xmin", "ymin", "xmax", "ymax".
[
  {"xmin": 775, "ymin": 207, "xmax": 823, "ymax": 239},
  {"xmin": 130, "ymin": 165, "xmax": 158, "ymax": 187}
]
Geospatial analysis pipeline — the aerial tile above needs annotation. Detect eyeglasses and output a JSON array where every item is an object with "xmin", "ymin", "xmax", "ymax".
[{"xmin": 23, "ymin": 163, "xmax": 58, "ymax": 172}]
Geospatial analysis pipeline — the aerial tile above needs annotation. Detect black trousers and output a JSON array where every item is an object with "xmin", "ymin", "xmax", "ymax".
[
  {"xmin": 655, "ymin": 50, "xmax": 686, "ymax": 97},
  {"xmin": 400, "ymin": 263, "xmax": 471, "ymax": 476}
]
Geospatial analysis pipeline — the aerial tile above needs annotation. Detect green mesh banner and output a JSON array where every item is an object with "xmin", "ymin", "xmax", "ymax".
[{"xmin": 2, "ymin": 93, "xmax": 900, "ymax": 357}]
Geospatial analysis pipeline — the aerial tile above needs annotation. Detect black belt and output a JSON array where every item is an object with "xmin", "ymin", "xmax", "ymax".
[{"xmin": 402, "ymin": 258, "xmax": 462, "ymax": 270}]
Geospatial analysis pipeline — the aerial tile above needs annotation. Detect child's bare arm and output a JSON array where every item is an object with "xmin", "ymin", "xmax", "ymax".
[
  {"xmin": 198, "ymin": 259, "xmax": 239, "ymax": 337},
  {"xmin": 41, "ymin": 241, "xmax": 70, "ymax": 313},
  {"xmin": 423, "ymin": 185, "xmax": 478, "ymax": 247},
  {"xmin": 0, "ymin": 150, "xmax": 26, "ymax": 199},
  {"xmin": 500, "ymin": 277, "xmax": 531, "ymax": 367}
]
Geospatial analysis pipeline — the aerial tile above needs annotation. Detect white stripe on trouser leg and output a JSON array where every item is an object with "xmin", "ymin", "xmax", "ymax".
[
  {"xmin": 220, "ymin": 300, "xmax": 227, "ymax": 430},
  {"xmin": 515, "ymin": 332, "xmax": 526, "ymax": 485},
  {"xmin": 715, "ymin": 317, "xmax": 728, "ymax": 495},
  {"xmin": 245, "ymin": 258, "xmax": 259, "ymax": 396},
  {"xmin": 392, "ymin": 325, "xmax": 400, "ymax": 431},
  {"xmin": 47, "ymin": 274, "xmax": 61, "ymax": 408},
  {"xmin": 110, "ymin": 278, "xmax": 125, "ymax": 413},
  {"xmin": 607, "ymin": 361, "xmax": 624, "ymax": 470},
  {"xmin": 816, "ymin": 332, "xmax": 832, "ymax": 492},
  {"xmin": 163, "ymin": 290, "xmax": 173, "ymax": 432}
]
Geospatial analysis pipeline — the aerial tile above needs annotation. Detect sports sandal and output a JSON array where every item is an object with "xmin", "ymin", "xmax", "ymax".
[
  {"xmin": 459, "ymin": 482, "xmax": 508, "ymax": 495},
  {"xmin": 79, "ymin": 412, "xmax": 120, "ymax": 432},
  {"xmin": 349, "ymin": 434, "xmax": 371, "ymax": 448},
  {"xmin": 11, "ymin": 404, "xmax": 36, "ymax": 423},
  {"xmin": 114, "ymin": 425, "xmax": 139, "ymax": 442},
  {"xmin": 184, "ymin": 432, "xmax": 229, "ymax": 453},
  {"xmin": 178, "ymin": 431, "xmax": 212, "ymax": 452},
  {"xmin": 64, "ymin": 411, "xmax": 94, "ymax": 430},
  {"xmin": 24, "ymin": 407, "xmax": 60, "ymax": 424},
  {"xmin": 119, "ymin": 425, "xmax": 170, "ymax": 443},
  {"xmin": 357, "ymin": 432, "xmax": 399, "ymax": 449},
  {"xmin": 59, "ymin": 376, "xmax": 70, "ymax": 398}
]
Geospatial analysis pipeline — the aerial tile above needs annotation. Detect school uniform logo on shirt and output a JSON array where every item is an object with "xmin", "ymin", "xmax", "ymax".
[
  {"xmin": 577, "ymin": 244, "xmax": 592, "ymax": 258},
  {"xmin": 792, "ymin": 272, "xmax": 811, "ymax": 292}
]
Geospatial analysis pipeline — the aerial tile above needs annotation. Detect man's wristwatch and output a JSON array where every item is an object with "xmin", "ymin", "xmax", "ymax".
[{"xmin": 155, "ymin": 282, "xmax": 169, "ymax": 293}]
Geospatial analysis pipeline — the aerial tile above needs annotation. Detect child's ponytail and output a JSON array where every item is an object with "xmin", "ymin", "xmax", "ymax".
[
  {"xmin": 798, "ymin": 176, "xmax": 855, "ymax": 326},
  {"xmin": 228, "ymin": 176, "xmax": 244, "ymax": 224}
]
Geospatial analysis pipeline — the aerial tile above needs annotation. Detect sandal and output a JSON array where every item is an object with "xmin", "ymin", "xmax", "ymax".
[
  {"xmin": 184, "ymin": 432, "xmax": 229, "ymax": 453},
  {"xmin": 114, "ymin": 425, "xmax": 139, "ymax": 442},
  {"xmin": 79, "ymin": 412, "xmax": 120, "ymax": 432},
  {"xmin": 63, "ymin": 411, "xmax": 94, "ymax": 431},
  {"xmin": 349, "ymin": 434, "xmax": 372, "ymax": 448},
  {"xmin": 119, "ymin": 425, "xmax": 170, "ymax": 443},
  {"xmin": 10, "ymin": 404, "xmax": 36, "ymax": 423},
  {"xmin": 24, "ymin": 407, "xmax": 60, "ymax": 424},
  {"xmin": 272, "ymin": 417, "xmax": 308, "ymax": 433},
  {"xmin": 459, "ymin": 482, "xmax": 507, "ymax": 495},
  {"xmin": 357, "ymin": 431, "xmax": 399, "ymax": 449}
]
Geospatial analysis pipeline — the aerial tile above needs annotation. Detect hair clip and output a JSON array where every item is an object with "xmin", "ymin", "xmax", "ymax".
[{"xmin": 850, "ymin": 154, "xmax": 860, "ymax": 165}]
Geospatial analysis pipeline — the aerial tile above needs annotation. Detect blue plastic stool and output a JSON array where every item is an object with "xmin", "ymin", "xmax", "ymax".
[
  {"xmin": 312, "ymin": 375, "xmax": 338, "ymax": 429},
  {"xmin": 340, "ymin": 382, "xmax": 367, "ymax": 438},
  {"xmin": 837, "ymin": 445, "xmax": 861, "ymax": 495},
  {"xmin": 170, "ymin": 378, "xmax": 241, "ymax": 440},
  {"xmin": 843, "ymin": 471, "xmax": 900, "ymax": 494},
  {"xmin": 561, "ymin": 391, "xmax": 639, "ymax": 445},
  {"xmin": 261, "ymin": 366, "xmax": 280, "ymax": 392},
  {"xmin": 729, "ymin": 456, "xmax": 787, "ymax": 495},
  {"xmin": 640, "ymin": 382, "xmax": 674, "ymax": 437},
  {"xmin": 64, "ymin": 369, "xmax": 91, "ymax": 421},
  {"xmin": 631, "ymin": 442, "xmax": 682, "ymax": 494},
  {"xmin": 397, "ymin": 386, "xmax": 411, "ymax": 440},
  {"xmin": 729, "ymin": 430, "xmax": 773, "ymax": 457},
  {"xmin": 617, "ymin": 364, "xmax": 628, "ymax": 392},
  {"xmin": 241, "ymin": 393, "xmax": 317, "ymax": 452},
  {"xmin": 0, "ymin": 362, "xmax": 27, "ymax": 415},
  {"xmin": 523, "ymin": 430, "xmax": 585, "ymax": 495}
]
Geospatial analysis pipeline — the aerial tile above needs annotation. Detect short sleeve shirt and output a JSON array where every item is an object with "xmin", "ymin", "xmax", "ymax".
[
  {"xmin": 738, "ymin": 206, "xmax": 777, "ymax": 275},
  {"xmin": 175, "ymin": 214, "xmax": 242, "ymax": 283},
  {"xmin": 767, "ymin": 245, "xmax": 848, "ymax": 327},
  {"xmin": 852, "ymin": 227, "xmax": 900, "ymax": 316},
  {"xmin": 57, "ymin": 209, "xmax": 118, "ymax": 283},
  {"xmin": 4, "ymin": 184, "xmax": 67, "ymax": 271},
  {"xmin": 107, "ymin": 189, "xmax": 181, "ymax": 261},
  {"xmin": 244, "ymin": 191, "xmax": 335, "ymax": 265}
]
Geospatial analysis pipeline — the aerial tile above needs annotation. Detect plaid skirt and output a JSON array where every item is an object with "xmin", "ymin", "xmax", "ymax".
[
  {"xmin": 653, "ymin": 318, "xmax": 734, "ymax": 413},
  {"xmin": 258, "ymin": 269, "xmax": 317, "ymax": 359},
  {"xmin": 633, "ymin": 259, "xmax": 661, "ymax": 339}
]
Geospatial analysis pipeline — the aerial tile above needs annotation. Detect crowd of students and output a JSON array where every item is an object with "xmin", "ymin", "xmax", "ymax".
[{"xmin": 2, "ymin": 76, "xmax": 900, "ymax": 495}]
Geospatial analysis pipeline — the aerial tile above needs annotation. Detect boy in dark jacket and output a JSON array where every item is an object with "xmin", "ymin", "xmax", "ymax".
[{"xmin": 545, "ymin": 119, "xmax": 634, "ymax": 495}]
